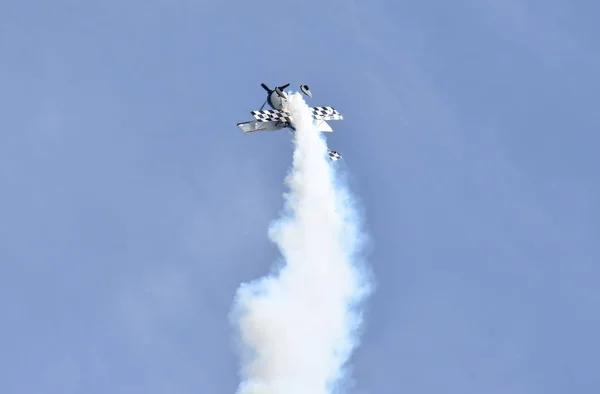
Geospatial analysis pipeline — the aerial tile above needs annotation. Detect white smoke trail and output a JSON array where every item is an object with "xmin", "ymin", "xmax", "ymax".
[{"xmin": 230, "ymin": 92, "xmax": 372, "ymax": 394}]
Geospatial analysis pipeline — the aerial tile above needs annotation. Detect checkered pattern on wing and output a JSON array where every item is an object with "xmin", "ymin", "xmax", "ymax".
[
  {"xmin": 311, "ymin": 106, "xmax": 343, "ymax": 121},
  {"xmin": 251, "ymin": 109, "xmax": 292, "ymax": 123},
  {"xmin": 328, "ymin": 149, "xmax": 342, "ymax": 161}
]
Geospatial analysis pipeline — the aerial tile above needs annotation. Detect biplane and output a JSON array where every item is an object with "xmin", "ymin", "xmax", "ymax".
[{"xmin": 237, "ymin": 83, "xmax": 343, "ymax": 161}]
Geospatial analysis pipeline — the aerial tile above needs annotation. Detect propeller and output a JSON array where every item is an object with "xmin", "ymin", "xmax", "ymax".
[
  {"xmin": 274, "ymin": 87, "xmax": 287, "ymax": 98},
  {"xmin": 261, "ymin": 83, "xmax": 290, "ymax": 98},
  {"xmin": 275, "ymin": 83, "xmax": 290, "ymax": 98}
]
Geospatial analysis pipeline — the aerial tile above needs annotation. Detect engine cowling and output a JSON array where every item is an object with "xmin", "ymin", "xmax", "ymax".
[{"xmin": 274, "ymin": 87, "xmax": 287, "ymax": 99}]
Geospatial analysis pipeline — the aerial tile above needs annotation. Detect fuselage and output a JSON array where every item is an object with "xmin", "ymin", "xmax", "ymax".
[
  {"xmin": 267, "ymin": 91, "xmax": 286, "ymax": 110},
  {"xmin": 265, "ymin": 91, "xmax": 296, "ymax": 131}
]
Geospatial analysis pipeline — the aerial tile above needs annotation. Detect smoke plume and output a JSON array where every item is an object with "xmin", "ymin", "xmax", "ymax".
[{"xmin": 230, "ymin": 92, "xmax": 372, "ymax": 394}]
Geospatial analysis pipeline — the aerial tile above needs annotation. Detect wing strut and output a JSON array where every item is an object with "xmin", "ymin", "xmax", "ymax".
[{"xmin": 259, "ymin": 98, "xmax": 267, "ymax": 111}]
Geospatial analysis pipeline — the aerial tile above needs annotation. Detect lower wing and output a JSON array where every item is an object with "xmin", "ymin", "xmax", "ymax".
[
  {"xmin": 237, "ymin": 120, "xmax": 285, "ymax": 134},
  {"xmin": 314, "ymin": 119, "xmax": 333, "ymax": 132}
]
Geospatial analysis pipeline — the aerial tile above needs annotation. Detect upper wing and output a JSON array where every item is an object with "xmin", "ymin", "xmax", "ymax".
[
  {"xmin": 251, "ymin": 109, "xmax": 292, "ymax": 123},
  {"xmin": 310, "ymin": 106, "xmax": 343, "ymax": 121},
  {"xmin": 237, "ymin": 120, "xmax": 285, "ymax": 134}
]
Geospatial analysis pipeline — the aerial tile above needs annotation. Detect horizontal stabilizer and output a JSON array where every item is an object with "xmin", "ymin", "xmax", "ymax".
[{"xmin": 328, "ymin": 149, "xmax": 342, "ymax": 161}]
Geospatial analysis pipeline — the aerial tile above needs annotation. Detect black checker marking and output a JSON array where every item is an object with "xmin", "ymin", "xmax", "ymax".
[
  {"xmin": 310, "ymin": 106, "xmax": 343, "ymax": 121},
  {"xmin": 251, "ymin": 109, "xmax": 292, "ymax": 123},
  {"xmin": 328, "ymin": 149, "xmax": 342, "ymax": 161}
]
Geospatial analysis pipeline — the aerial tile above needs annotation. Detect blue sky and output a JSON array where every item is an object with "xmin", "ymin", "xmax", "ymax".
[{"xmin": 1, "ymin": 0, "xmax": 599, "ymax": 393}]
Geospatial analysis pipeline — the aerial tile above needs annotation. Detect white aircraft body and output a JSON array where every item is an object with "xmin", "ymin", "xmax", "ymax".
[{"xmin": 237, "ymin": 83, "xmax": 343, "ymax": 161}]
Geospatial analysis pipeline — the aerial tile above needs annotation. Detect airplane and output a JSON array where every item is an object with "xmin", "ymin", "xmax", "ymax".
[{"xmin": 237, "ymin": 83, "xmax": 343, "ymax": 161}]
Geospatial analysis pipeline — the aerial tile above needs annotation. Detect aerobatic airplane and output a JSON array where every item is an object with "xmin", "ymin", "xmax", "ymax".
[{"xmin": 237, "ymin": 83, "xmax": 343, "ymax": 161}]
